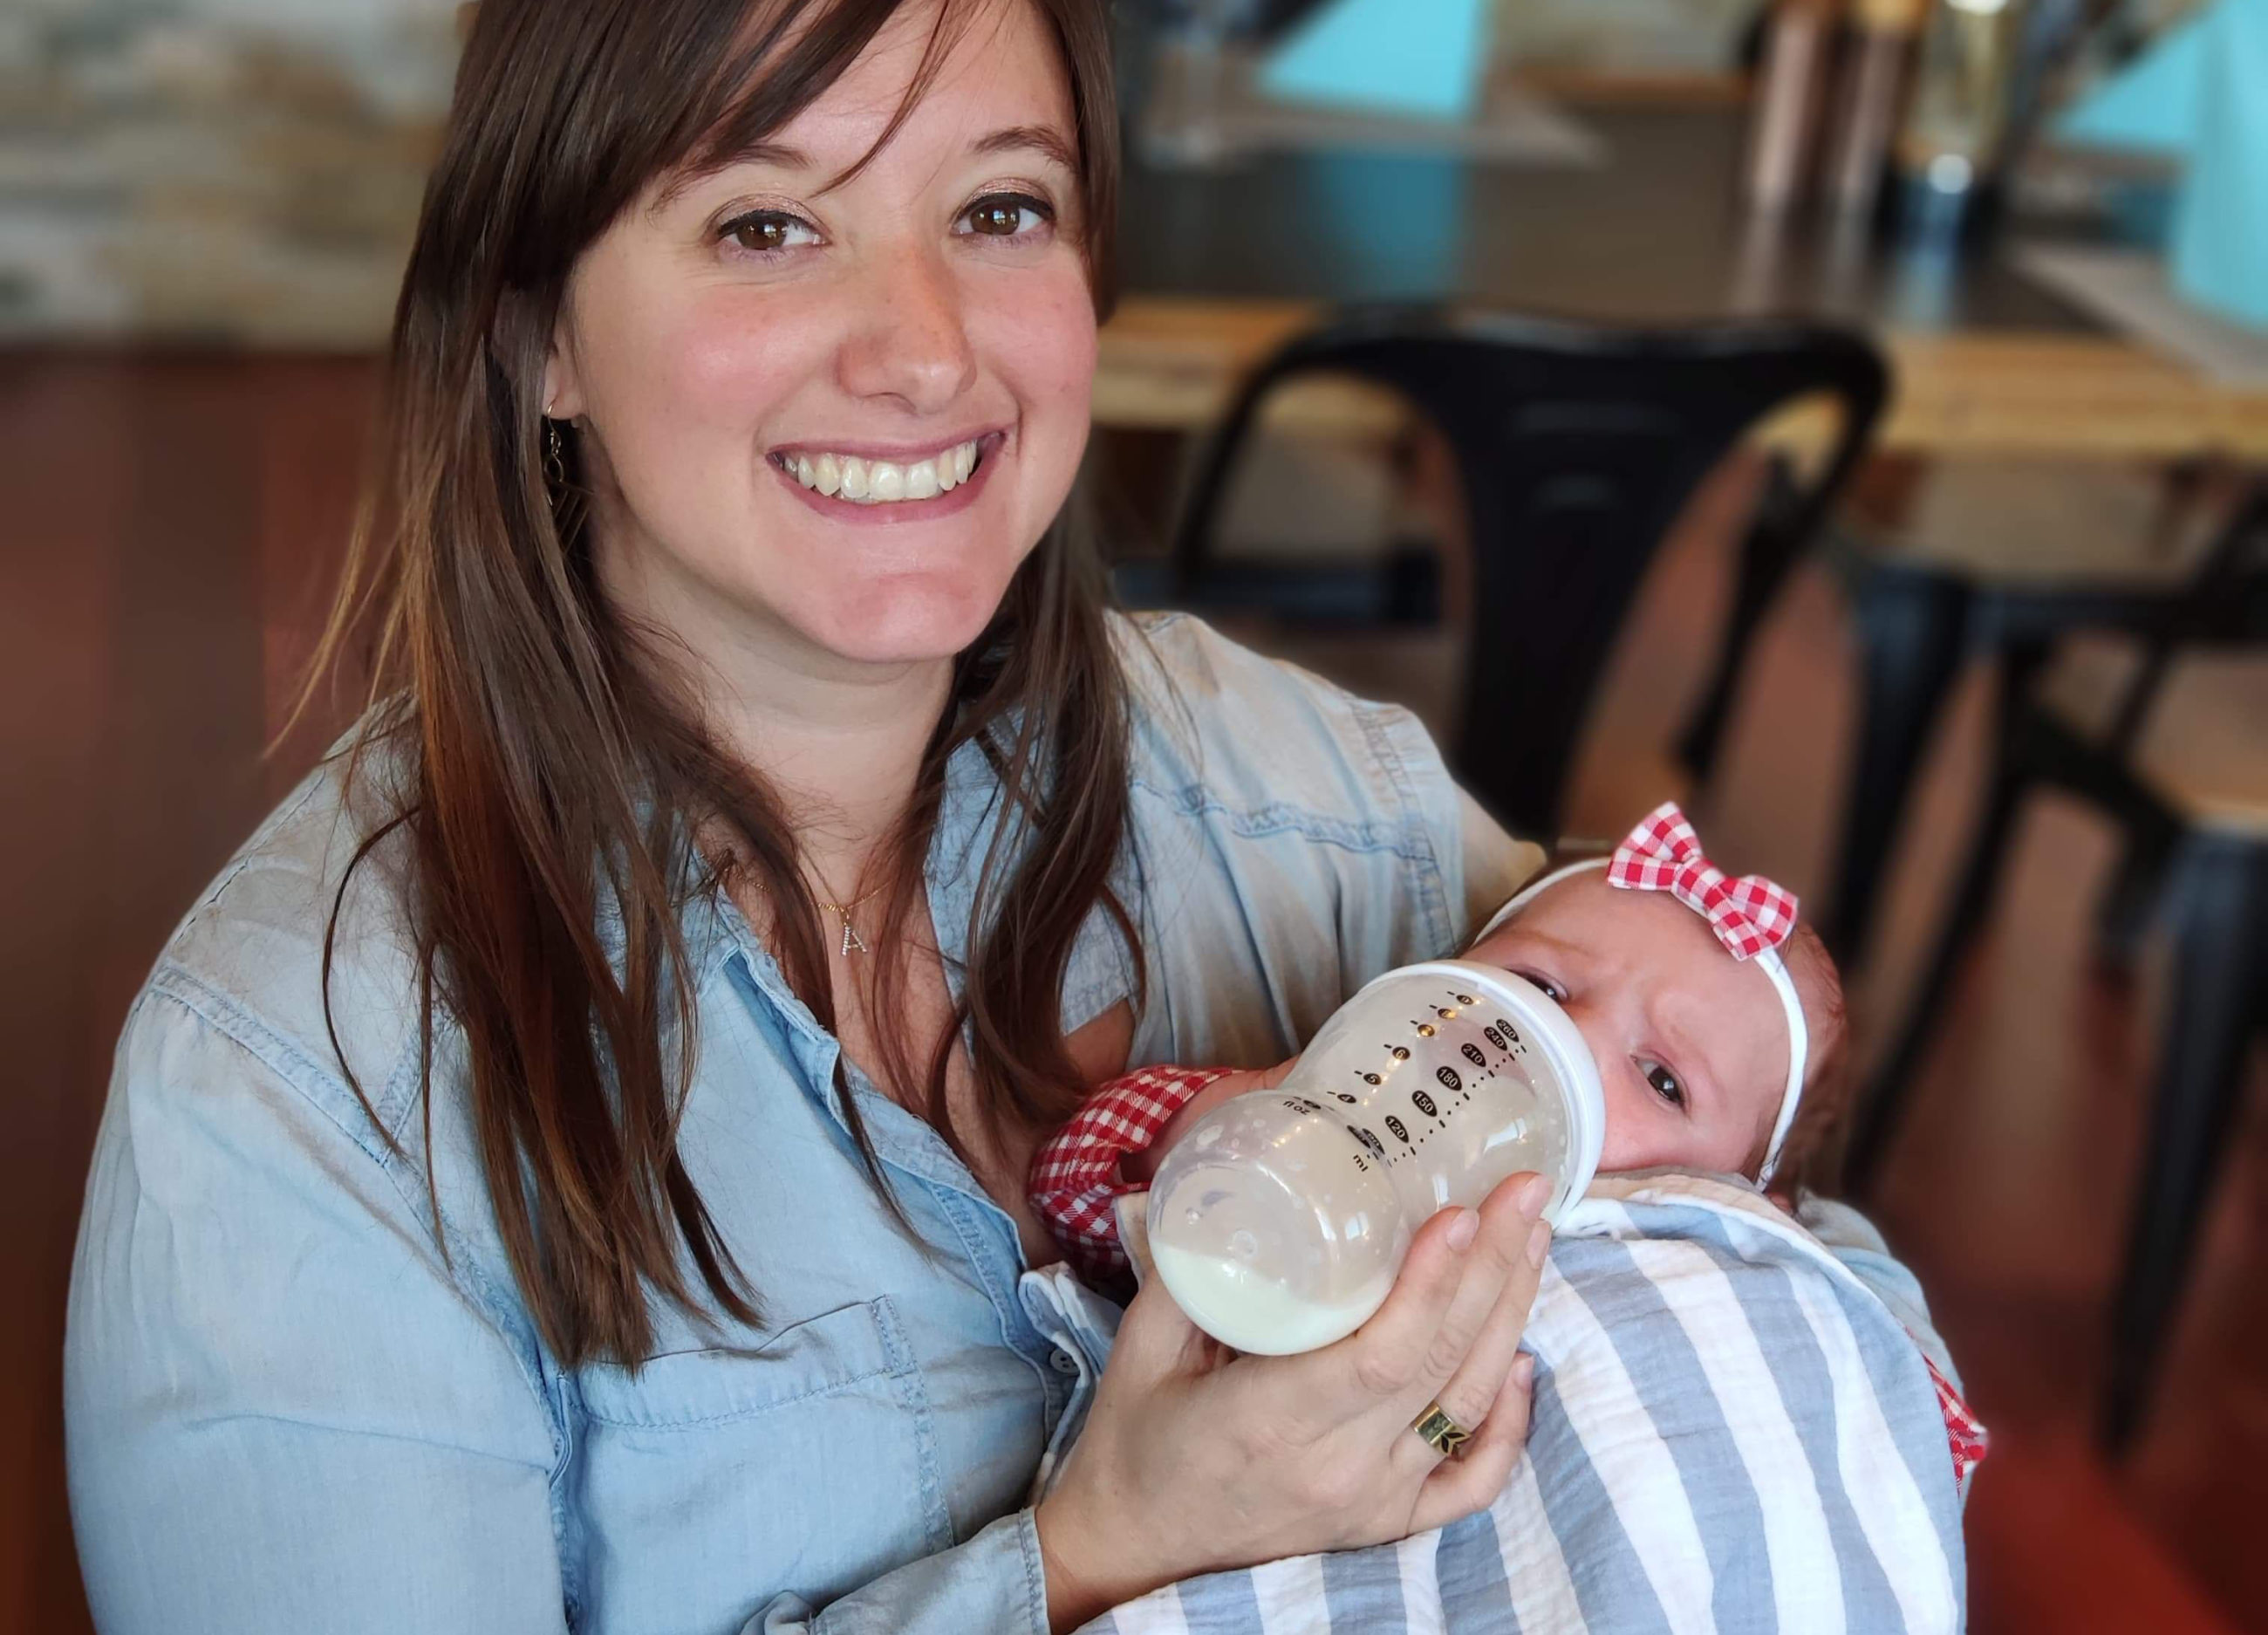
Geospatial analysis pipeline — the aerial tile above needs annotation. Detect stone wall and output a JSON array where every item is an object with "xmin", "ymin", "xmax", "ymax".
[
  {"xmin": 0, "ymin": 0, "xmax": 1764, "ymax": 346},
  {"xmin": 0, "ymin": 0, "xmax": 460, "ymax": 345}
]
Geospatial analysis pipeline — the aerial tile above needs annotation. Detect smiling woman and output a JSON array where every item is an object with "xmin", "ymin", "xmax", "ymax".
[
  {"xmin": 318, "ymin": 0, "xmax": 1132, "ymax": 1373},
  {"xmin": 62, "ymin": 3, "xmax": 1554, "ymax": 1633},
  {"xmin": 550, "ymin": 3, "xmax": 1106, "ymax": 669}
]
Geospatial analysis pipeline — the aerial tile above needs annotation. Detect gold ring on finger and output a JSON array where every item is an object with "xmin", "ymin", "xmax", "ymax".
[{"xmin": 1411, "ymin": 1399, "xmax": 1472, "ymax": 1459}]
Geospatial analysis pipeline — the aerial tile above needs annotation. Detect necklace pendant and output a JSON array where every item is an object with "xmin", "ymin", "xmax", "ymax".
[{"xmin": 839, "ymin": 917, "xmax": 869, "ymax": 957}]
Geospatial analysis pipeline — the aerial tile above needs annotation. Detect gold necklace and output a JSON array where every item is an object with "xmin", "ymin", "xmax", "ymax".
[
  {"xmin": 738, "ymin": 858, "xmax": 886, "ymax": 957},
  {"xmin": 815, "ymin": 880, "xmax": 885, "ymax": 957}
]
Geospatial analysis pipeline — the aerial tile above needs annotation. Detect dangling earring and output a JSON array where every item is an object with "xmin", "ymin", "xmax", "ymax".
[{"xmin": 542, "ymin": 404, "xmax": 568, "ymax": 491}]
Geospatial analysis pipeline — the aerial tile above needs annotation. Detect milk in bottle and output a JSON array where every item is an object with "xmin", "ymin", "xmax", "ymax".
[{"xmin": 1144, "ymin": 961, "xmax": 1604, "ymax": 1355}]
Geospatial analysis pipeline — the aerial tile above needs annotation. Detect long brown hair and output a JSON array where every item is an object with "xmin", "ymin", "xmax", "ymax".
[{"xmin": 306, "ymin": 0, "xmax": 1132, "ymax": 1367}]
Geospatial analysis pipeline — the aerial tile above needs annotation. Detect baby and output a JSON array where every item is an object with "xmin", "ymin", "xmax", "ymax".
[
  {"xmin": 1028, "ymin": 806, "xmax": 1983, "ymax": 1631},
  {"xmin": 1030, "ymin": 802, "xmax": 1852, "ymax": 1284}
]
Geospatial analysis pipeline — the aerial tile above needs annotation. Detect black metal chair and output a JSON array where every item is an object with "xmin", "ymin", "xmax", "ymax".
[
  {"xmin": 1799, "ymin": 469, "xmax": 2235, "ymax": 968},
  {"xmin": 1162, "ymin": 305, "xmax": 1889, "ymax": 839},
  {"xmin": 1844, "ymin": 482, "xmax": 2268, "ymax": 1451}
]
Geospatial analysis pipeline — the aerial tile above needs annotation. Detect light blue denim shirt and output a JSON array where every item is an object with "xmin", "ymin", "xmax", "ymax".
[{"xmin": 65, "ymin": 613, "xmax": 1548, "ymax": 1635}]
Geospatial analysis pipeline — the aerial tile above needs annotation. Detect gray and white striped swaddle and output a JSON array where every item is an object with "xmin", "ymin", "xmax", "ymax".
[{"xmin": 1082, "ymin": 1174, "xmax": 1965, "ymax": 1635}]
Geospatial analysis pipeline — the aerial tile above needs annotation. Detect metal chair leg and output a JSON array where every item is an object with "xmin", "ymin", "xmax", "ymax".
[
  {"xmin": 1676, "ymin": 458, "xmax": 1803, "ymax": 789},
  {"xmin": 1821, "ymin": 561, "xmax": 1971, "ymax": 965},
  {"xmin": 2102, "ymin": 833, "xmax": 2268, "ymax": 1453},
  {"xmin": 2091, "ymin": 825, "xmax": 2178, "ymax": 975},
  {"xmin": 1844, "ymin": 748, "xmax": 2031, "ymax": 1196}
]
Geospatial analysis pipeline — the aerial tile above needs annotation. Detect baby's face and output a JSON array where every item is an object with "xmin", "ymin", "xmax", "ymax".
[{"xmin": 1466, "ymin": 871, "xmax": 1786, "ymax": 1178}]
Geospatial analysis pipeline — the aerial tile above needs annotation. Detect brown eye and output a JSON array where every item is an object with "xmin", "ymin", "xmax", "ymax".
[
  {"xmin": 721, "ymin": 211, "xmax": 818, "ymax": 255},
  {"xmin": 960, "ymin": 194, "xmax": 1048, "ymax": 237}
]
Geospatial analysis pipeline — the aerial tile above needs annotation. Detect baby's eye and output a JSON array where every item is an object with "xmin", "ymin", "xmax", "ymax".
[
  {"xmin": 1643, "ymin": 1062, "xmax": 1685, "ymax": 1109},
  {"xmin": 1514, "ymin": 970, "xmax": 1568, "ymax": 1004}
]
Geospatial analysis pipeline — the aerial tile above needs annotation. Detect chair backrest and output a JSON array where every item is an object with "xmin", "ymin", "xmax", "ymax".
[
  {"xmin": 1167, "ymin": 305, "xmax": 1888, "ymax": 837},
  {"xmin": 2106, "ymin": 478, "xmax": 2268, "ymax": 755}
]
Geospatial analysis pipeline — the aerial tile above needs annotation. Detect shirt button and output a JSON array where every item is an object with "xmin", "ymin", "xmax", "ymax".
[{"xmin": 1051, "ymin": 1350, "xmax": 1080, "ymax": 1375}]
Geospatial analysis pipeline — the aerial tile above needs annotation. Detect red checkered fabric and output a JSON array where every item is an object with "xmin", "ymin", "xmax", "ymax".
[
  {"xmin": 1608, "ymin": 801, "xmax": 1800, "ymax": 962},
  {"xmin": 1028, "ymin": 1066, "xmax": 1233, "ymax": 1280},
  {"xmin": 1923, "ymin": 1353, "xmax": 1991, "ymax": 1497},
  {"xmin": 1035, "ymin": 1059, "xmax": 1996, "ymax": 1502}
]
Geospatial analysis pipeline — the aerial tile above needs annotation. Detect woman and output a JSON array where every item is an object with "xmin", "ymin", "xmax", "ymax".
[{"xmin": 65, "ymin": 1, "xmax": 1553, "ymax": 1630}]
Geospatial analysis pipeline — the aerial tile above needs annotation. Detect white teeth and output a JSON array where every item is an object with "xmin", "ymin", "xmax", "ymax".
[{"xmin": 782, "ymin": 439, "xmax": 983, "ymax": 504}]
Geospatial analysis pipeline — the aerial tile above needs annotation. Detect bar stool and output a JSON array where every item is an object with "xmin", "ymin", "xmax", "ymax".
[
  {"xmin": 1689, "ymin": 458, "xmax": 2236, "ymax": 968},
  {"xmin": 1844, "ymin": 483, "xmax": 2268, "ymax": 1449}
]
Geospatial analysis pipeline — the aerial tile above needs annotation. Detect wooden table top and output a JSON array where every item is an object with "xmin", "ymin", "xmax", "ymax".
[
  {"xmin": 1095, "ymin": 298, "xmax": 2268, "ymax": 458},
  {"xmin": 1097, "ymin": 82, "xmax": 2268, "ymax": 460}
]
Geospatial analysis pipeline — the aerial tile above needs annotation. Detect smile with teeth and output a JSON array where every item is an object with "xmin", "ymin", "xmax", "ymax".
[{"xmin": 779, "ymin": 439, "xmax": 983, "ymax": 504}]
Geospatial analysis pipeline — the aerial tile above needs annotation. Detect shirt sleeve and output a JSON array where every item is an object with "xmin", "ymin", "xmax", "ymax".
[
  {"xmin": 753, "ymin": 1511, "xmax": 1050, "ymax": 1634},
  {"xmin": 66, "ymin": 977, "xmax": 1058, "ymax": 1635},
  {"xmin": 1117, "ymin": 615, "xmax": 1549, "ymax": 1069},
  {"xmin": 66, "ymin": 982, "xmax": 572, "ymax": 1635}
]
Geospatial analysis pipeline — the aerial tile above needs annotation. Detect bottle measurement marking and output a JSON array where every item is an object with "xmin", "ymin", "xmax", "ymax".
[{"xmin": 1333, "ymin": 1002, "xmax": 1531, "ymax": 1166}]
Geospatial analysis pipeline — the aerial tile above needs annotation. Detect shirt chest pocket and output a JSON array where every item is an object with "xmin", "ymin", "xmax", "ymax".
[{"xmin": 570, "ymin": 1296, "xmax": 955, "ymax": 1624}]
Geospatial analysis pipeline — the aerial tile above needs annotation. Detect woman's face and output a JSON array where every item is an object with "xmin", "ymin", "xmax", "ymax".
[{"xmin": 548, "ymin": 0, "xmax": 1097, "ymax": 673}]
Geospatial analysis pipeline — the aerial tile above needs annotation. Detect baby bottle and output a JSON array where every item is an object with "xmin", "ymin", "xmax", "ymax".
[{"xmin": 1144, "ymin": 961, "xmax": 1604, "ymax": 1355}]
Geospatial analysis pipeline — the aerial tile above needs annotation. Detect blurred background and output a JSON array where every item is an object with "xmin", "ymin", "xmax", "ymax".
[{"xmin": 4, "ymin": 0, "xmax": 2265, "ymax": 1629}]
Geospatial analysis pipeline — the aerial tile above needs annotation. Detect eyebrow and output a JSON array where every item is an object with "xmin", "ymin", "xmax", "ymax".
[
  {"xmin": 652, "ymin": 140, "xmax": 803, "ymax": 213},
  {"xmin": 671, "ymin": 123, "xmax": 1077, "ymax": 204},
  {"xmin": 973, "ymin": 124, "xmax": 1079, "ymax": 172},
  {"xmin": 716, "ymin": 140, "xmax": 808, "ymax": 169}
]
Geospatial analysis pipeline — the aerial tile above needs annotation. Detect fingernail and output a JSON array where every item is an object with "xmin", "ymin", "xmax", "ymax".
[
  {"xmin": 1525, "ymin": 1220, "xmax": 1551, "ymax": 1269},
  {"xmin": 1514, "ymin": 1353, "xmax": 1536, "ymax": 1390},
  {"xmin": 1515, "ymin": 1174, "xmax": 1550, "ymax": 1220},
  {"xmin": 1446, "ymin": 1208, "xmax": 1479, "ymax": 1251}
]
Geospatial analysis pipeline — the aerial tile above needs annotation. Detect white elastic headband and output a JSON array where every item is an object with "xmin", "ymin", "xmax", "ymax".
[{"xmin": 1476, "ymin": 859, "xmax": 1809, "ymax": 1187}]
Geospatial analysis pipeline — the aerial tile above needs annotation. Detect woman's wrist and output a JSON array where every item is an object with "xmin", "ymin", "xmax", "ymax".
[{"xmin": 1033, "ymin": 1488, "xmax": 1151, "ymax": 1634}]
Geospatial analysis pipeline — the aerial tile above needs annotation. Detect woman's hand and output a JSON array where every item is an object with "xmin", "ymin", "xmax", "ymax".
[{"xmin": 1033, "ymin": 1169, "xmax": 1551, "ymax": 1632}]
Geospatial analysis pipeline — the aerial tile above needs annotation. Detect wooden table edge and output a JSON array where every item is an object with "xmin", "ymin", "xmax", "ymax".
[{"xmin": 1094, "ymin": 295, "xmax": 2268, "ymax": 462}]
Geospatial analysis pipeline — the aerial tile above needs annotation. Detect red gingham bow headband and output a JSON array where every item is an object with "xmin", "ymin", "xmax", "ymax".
[
  {"xmin": 1608, "ymin": 803, "xmax": 1799, "ymax": 962},
  {"xmin": 1475, "ymin": 801, "xmax": 1812, "ymax": 1185}
]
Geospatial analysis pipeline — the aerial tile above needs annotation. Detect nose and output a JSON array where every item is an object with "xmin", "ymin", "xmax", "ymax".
[
  {"xmin": 837, "ymin": 243, "xmax": 978, "ymax": 414},
  {"xmin": 1557, "ymin": 1002, "xmax": 1616, "ymax": 1095}
]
